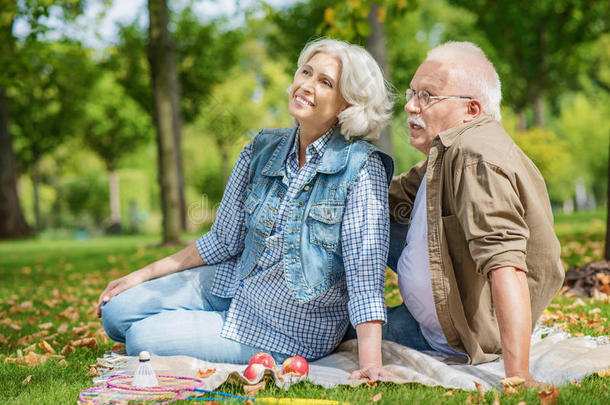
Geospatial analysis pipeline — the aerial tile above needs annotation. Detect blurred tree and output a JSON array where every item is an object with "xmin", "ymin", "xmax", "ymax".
[
  {"xmin": 81, "ymin": 73, "xmax": 153, "ymax": 233},
  {"xmin": 0, "ymin": 0, "xmax": 87, "ymax": 238},
  {"xmin": 447, "ymin": 0, "xmax": 610, "ymax": 127},
  {"xmin": 148, "ymin": 0, "xmax": 183, "ymax": 244},
  {"xmin": 10, "ymin": 40, "xmax": 95, "ymax": 231}
]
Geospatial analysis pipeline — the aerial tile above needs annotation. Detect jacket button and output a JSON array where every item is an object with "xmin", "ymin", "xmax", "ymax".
[
  {"xmin": 295, "ymin": 215, "xmax": 299, "ymax": 219},
  {"xmin": 290, "ymin": 244, "xmax": 295, "ymax": 248},
  {"xmin": 304, "ymin": 185, "xmax": 310, "ymax": 191},
  {"xmin": 291, "ymin": 258, "xmax": 296, "ymax": 263},
  {"xmin": 299, "ymin": 202, "xmax": 303, "ymax": 206}
]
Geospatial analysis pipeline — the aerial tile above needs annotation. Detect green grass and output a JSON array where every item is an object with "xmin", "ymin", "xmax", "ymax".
[{"xmin": 0, "ymin": 211, "xmax": 609, "ymax": 404}]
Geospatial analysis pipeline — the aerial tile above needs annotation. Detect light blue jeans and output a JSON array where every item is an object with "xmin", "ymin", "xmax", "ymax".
[{"xmin": 101, "ymin": 265, "xmax": 287, "ymax": 364}]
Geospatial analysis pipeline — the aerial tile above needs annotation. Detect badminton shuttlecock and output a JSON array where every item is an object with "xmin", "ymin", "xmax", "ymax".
[{"xmin": 132, "ymin": 351, "xmax": 158, "ymax": 387}]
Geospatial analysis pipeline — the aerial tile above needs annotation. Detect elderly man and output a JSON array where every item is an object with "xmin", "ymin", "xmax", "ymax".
[{"xmin": 384, "ymin": 41, "xmax": 564, "ymax": 384}]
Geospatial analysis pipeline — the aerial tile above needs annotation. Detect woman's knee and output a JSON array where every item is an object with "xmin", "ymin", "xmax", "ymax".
[{"xmin": 101, "ymin": 295, "xmax": 131, "ymax": 342}]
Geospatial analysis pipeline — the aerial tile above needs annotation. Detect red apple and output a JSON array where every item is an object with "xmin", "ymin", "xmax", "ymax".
[
  {"xmin": 280, "ymin": 356, "xmax": 309, "ymax": 376},
  {"xmin": 248, "ymin": 352, "xmax": 276, "ymax": 369},
  {"xmin": 243, "ymin": 363, "xmax": 266, "ymax": 381}
]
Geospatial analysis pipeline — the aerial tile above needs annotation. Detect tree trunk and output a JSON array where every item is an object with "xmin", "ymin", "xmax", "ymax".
[
  {"xmin": 534, "ymin": 92, "xmax": 545, "ymax": 127},
  {"xmin": 148, "ymin": 0, "xmax": 182, "ymax": 244},
  {"xmin": 169, "ymin": 54, "xmax": 186, "ymax": 232},
  {"xmin": 518, "ymin": 111, "xmax": 527, "ymax": 131},
  {"xmin": 33, "ymin": 161, "xmax": 41, "ymax": 231},
  {"xmin": 108, "ymin": 169, "xmax": 121, "ymax": 232},
  {"xmin": 0, "ymin": 87, "xmax": 31, "ymax": 238},
  {"xmin": 604, "ymin": 131, "xmax": 610, "ymax": 261},
  {"xmin": 366, "ymin": 2, "xmax": 393, "ymax": 157}
]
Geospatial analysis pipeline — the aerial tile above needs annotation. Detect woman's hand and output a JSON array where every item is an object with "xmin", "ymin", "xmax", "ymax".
[
  {"xmin": 349, "ymin": 365, "xmax": 396, "ymax": 380},
  {"xmin": 96, "ymin": 270, "xmax": 148, "ymax": 317}
]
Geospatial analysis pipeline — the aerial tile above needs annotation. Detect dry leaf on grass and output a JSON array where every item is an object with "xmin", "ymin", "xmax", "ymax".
[
  {"xmin": 369, "ymin": 393, "xmax": 382, "ymax": 402},
  {"xmin": 492, "ymin": 391, "xmax": 500, "ymax": 405},
  {"xmin": 22, "ymin": 375, "xmax": 32, "ymax": 385},
  {"xmin": 111, "ymin": 342, "xmax": 125, "ymax": 352},
  {"xmin": 38, "ymin": 322, "xmax": 54, "ymax": 330},
  {"xmin": 365, "ymin": 381, "xmax": 378, "ymax": 388},
  {"xmin": 195, "ymin": 368, "xmax": 216, "ymax": 378},
  {"xmin": 500, "ymin": 376, "xmax": 525, "ymax": 394},
  {"xmin": 38, "ymin": 340, "xmax": 55, "ymax": 354},
  {"xmin": 61, "ymin": 344, "xmax": 74, "ymax": 356},
  {"xmin": 243, "ymin": 380, "xmax": 266, "ymax": 396},
  {"xmin": 598, "ymin": 368, "xmax": 610, "ymax": 377},
  {"xmin": 57, "ymin": 323, "xmax": 69, "ymax": 334},
  {"xmin": 86, "ymin": 366, "xmax": 99, "ymax": 377},
  {"xmin": 443, "ymin": 390, "xmax": 455, "ymax": 397},
  {"xmin": 71, "ymin": 326, "xmax": 89, "ymax": 335},
  {"xmin": 71, "ymin": 337, "xmax": 98, "ymax": 350},
  {"xmin": 537, "ymin": 387, "xmax": 560, "ymax": 405},
  {"xmin": 58, "ymin": 359, "xmax": 68, "ymax": 367}
]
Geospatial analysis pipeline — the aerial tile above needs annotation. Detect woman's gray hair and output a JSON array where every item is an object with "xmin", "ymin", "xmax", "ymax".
[
  {"xmin": 291, "ymin": 38, "xmax": 393, "ymax": 141},
  {"xmin": 426, "ymin": 41, "xmax": 502, "ymax": 121}
]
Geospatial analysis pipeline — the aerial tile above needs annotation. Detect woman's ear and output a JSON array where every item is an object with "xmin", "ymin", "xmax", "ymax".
[{"xmin": 463, "ymin": 99, "xmax": 482, "ymax": 122}]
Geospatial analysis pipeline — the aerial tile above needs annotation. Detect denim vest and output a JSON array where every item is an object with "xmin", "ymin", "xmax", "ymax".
[{"xmin": 237, "ymin": 127, "xmax": 393, "ymax": 303}]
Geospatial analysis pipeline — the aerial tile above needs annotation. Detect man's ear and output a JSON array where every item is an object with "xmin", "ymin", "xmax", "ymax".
[{"xmin": 463, "ymin": 99, "xmax": 482, "ymax": 122}]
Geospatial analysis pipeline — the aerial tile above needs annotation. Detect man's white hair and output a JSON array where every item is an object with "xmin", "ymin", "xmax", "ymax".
[
  {"xmin": 291, "ymin": 38, "xmax": 393, "ymax": 141},
  {"xmin": 426, "ymin": 41, "xmax": 502, "ymax": 121}
]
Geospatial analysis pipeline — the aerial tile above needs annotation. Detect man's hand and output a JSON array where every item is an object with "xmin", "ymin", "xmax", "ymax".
[{"xmin": 489, "ymin": 266, "xmax": 533, "ymax": 381}]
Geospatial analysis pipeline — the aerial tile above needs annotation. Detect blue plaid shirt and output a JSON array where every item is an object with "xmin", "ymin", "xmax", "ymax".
[{"xmin": 196, "ymin": 128, "xmax": 389, "ymax": 359}]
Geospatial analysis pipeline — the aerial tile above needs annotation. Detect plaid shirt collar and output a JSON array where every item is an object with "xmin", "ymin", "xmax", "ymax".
[{"xmin": 287, "ymin": 125, "xmax": 336, "ymax": 177}]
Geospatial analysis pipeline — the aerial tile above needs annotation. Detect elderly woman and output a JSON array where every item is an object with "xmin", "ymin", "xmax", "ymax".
[{"xmin": 98, "ymin": 38, "xmax": 393, "ymax": 379}]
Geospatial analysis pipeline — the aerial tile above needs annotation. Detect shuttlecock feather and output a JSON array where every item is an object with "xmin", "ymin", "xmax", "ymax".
[{"xmin": 132, "ymin": 351, "xmax": 158, "ymax": 387}]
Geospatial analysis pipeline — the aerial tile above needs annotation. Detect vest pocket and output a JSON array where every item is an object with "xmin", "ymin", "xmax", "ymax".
[{"xmin": 308, "ymin": 202, "xmax": 345, "ymax": 249}]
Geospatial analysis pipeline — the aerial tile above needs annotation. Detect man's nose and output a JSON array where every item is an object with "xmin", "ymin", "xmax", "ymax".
[{"xmin": 405, "ymin": 97, "xmax": 420, "ymax": 114}]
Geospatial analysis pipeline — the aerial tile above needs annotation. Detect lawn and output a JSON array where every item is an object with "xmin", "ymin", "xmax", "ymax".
[{"xmin": 0, "ymin": 210, "xmax": 609, "ymax": 404}]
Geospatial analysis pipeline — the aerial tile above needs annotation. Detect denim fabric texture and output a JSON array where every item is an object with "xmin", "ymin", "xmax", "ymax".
[
  {"xmin": 102, "ymin": 266, "xmax": 288, "ymax": 364},
  {"xmin": 194, "ymin": 126, "xmax": 393, "ymax": 359}
]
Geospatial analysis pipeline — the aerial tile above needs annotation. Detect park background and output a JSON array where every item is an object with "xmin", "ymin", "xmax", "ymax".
[{"xmin": 0, "ymin": 0, "xmax": 609, "ymax": 404}]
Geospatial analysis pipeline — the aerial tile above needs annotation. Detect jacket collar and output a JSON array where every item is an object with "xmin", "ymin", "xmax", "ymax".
[
  {"xmin": 437, "ymin": 114, "xmax": 495, "ymax": 148},
  {"xmin": 262, "ymin": 126, "xmax": 352, "ymax": 176}
]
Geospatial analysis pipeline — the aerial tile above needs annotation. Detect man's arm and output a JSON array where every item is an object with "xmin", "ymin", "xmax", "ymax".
[{"xmin": 489, "ymin": 266, "xmax": 545, "ymax": 386}]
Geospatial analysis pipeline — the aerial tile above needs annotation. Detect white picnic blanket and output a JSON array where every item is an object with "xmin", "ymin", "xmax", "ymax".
[{"xmin": 95, "ymin": 326, "xmax": 610, "ymax": 392}]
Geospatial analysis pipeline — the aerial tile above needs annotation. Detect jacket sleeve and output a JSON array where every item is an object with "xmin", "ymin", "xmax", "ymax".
[{"xmin": 453, "ymin": 160, "xmax": 529, "ymax": 277}]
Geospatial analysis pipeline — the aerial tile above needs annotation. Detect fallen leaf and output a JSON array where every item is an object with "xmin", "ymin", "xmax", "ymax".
[
  {"xmin": 243, "ymin": 380, "xmax": 266, "ymax": 396},
  {"xmin": 570, "ymin": 381, "xmax": 581, "ymax": 387},
  {"xmin": 370, "ymin": 392, "xmax": 382, "ymax": 402},
  {"xmin": 566, "ymin": 298, "xmax": 586, "ymax": 309},
  {"xmin": 465, "ymin": 393, "xmax": 480, "ymax": 404},
  {"xmin": 58, "ymin": 359, "xmax": 68, "ymax": 367},
  {"xmin": 57, "ymin": 323, "xmax": 69, "ymax": 333},
  {"xmin": 111, "ymin": 342, "xmax": 125, "ymax": 352},
  {"xmin": 38, "ymin": 340, "xmax": 55, "ymax": 354},
  {"xmin": 71, "ymin": 337, "xmax": 98, "ymax": 350},
  {"xmin": 443, "ymin": 390, "xmax": 455, "ymax": 397},
  {"xmin": 500, "ymin": 376, "xmax": 524, "ymax": 394},
  {"xmin": 365, "ymin": 380, "xmax": 378, "ymax": 387},
  {"xmin": 38, "ymin": 322, "xmax": 54, "ymax": 330},
  {"xmin": 86, "ymin": 366, "xmax": 99, "ymax": 377},
  {"xmin": 24, "ymin": 352, "xmax": 40, "ymax": 367},
  {"xmin": 61, "ymin": 344, "xmax": 74, "ymax": 356},
  {"xmin": 22, "ymin": 375, "xmax": 32, "ymax": 385},
  {"xmin": 573, "ymin": 332, "xmax": 585, "ymax": 337},
  {"xmin": 195, "ymin": 368, "xmax": 216, "ymax": 378},
  {"xmin": 588, "ymin": 308, "xmax": 601, "ymax": 315},
  {"xmin": 598, "ymin": 368, "xmax": 610, "ymax": 377},
  {"xmin": 517, "ymin": 402, "xmax": 526, "ymax": 405},
  {"xmin": 537, "ymin": 386, "xmax": 560, "ymax": 405},
  {"xmin": 492, "ymin": 391, "xmax": 500, "ymax": 405},
  {"xmin": 9, "ymin": 323, "xmax": 22, "ymax": 331},
  {"xmin": 71, "ymin": 326, "xmax": 89, "ymax": 335},
  {"xmin": 475, "ymin": 381, "xmax": 487, "ymax": 397}
]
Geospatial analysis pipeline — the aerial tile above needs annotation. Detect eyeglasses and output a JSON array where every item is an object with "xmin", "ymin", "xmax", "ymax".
[{"xmin": 405, "ymin": 89, "xmax": 471, "ymax": 106}]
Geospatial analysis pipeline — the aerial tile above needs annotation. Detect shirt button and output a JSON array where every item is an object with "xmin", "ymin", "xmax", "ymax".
[
  {"xmin": 304, "ymin": 185, "xmax": 310, "ymax": 191},
  {"xmin": 299, "ymin": 202, "xmax": 303, "ymax": 206},
  {"xmin": 295, "ymin": 215, "xmax": 299, "ymax": 219},
  {"xmin": 292, "ymin": 228, "xmax": 296, "ymax": 233},
  {"xmin": 290, "ymin": 243, "xmax": 295, "ymax": 248},
  {"xmin": 291, "ymin": 258, "xmax": 296, "ymax": 263}
]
